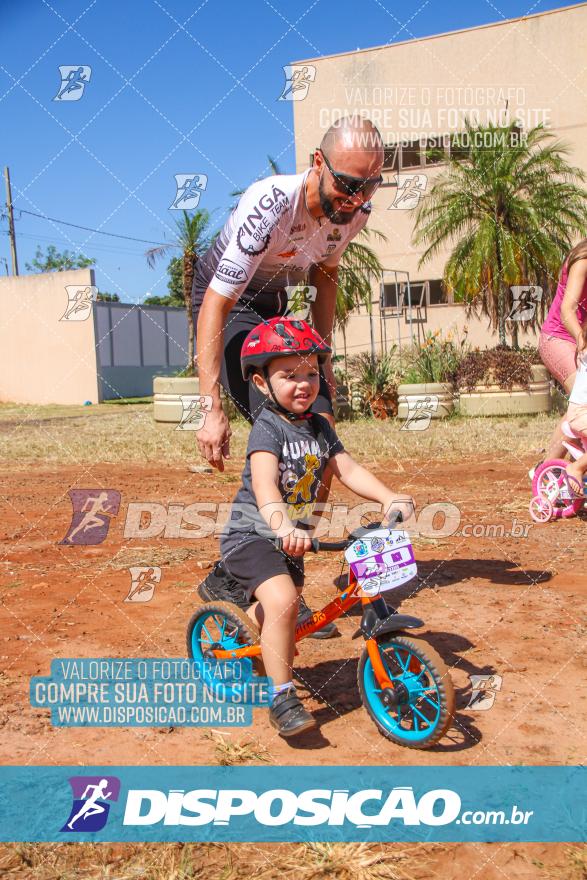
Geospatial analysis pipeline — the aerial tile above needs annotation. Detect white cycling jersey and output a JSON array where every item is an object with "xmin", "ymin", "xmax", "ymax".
[{"xmin": 192, "ymin": 168, "xmax": 370, "ymax": 307}]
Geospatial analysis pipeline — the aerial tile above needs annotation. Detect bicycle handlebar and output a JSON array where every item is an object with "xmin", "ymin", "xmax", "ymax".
[{"xmin": 273, "ymin": 511, "xmax": 404, "ymax": 554}]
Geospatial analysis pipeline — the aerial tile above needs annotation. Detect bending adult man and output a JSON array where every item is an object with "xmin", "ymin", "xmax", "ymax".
[{"xmin": 192, "ymin": 117, "xmax": 384, "ymax": 635}]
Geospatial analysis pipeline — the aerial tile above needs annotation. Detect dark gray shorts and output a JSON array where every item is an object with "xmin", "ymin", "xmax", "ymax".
[{"xmin": 221, "ymin": 536, "xmax": 305, "ymax": 602}]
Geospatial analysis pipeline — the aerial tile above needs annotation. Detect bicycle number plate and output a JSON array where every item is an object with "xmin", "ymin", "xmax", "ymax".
[{"xmin": 344, "ymin": 528, "xmax": 417, "ymax": 596}]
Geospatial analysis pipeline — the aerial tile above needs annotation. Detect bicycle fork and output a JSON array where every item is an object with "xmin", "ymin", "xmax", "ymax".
[{"xmin": 356, "ymin": 595, "xmax": 424, "ymax": 706}]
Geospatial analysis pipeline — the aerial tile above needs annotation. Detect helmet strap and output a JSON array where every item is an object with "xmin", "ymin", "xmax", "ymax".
[{"xmin": 262, "ymin": 367, "xmax": 313, "ymax": 421}]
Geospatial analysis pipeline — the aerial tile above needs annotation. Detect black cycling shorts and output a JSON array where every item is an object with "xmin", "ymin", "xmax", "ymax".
[
  {"xmin": 222, "ymin": 536, "xmax": 305, "ymax": 601},
  {"xmin": 192, "ymin": 290, "xmax": 333, "ymax": 425}
]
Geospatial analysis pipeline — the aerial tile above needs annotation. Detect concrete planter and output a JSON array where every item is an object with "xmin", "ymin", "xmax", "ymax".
[
  {"xmin": 457, "ymin": 364, "xmax": 550, "ymax": 416},
  {"xmin": 153, "ymin": 376, "xmax": 240, "ymax": 423},
  {"xmin": 153, "ymin": 376, "xmax": 199, "ymax": 422},
  {"xmin": 397, "ymin": 382, "xmax": 454, "ymax": 420}
]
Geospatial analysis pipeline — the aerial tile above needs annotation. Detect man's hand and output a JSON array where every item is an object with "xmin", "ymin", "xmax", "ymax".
[
  {"xmin": 382, "ymin": 494, "xmax": 416, "ymax": 526},
  {"xmin": 196, "ymin": 406, "xmax": 231, "ymax": 471}
]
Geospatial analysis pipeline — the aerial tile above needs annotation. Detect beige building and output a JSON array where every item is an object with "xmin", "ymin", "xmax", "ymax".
[{"xmin": 292, "ymin": 3, "xmax": 587, "ymax": 358}]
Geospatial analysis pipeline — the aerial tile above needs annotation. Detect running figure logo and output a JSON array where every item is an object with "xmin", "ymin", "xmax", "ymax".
[
  {"xmin": 60, "ymin": 286, "xmax": 97, "ymax": 322},
  {"xmin": 278, "ymin": 65, "xmax": 316, "ymax": 101},
  {"xmin": 61, "ymin": 776, "xmax": 120, "ymax": 832},
  {"xmin": 177, "ymin": 395, "xmax": 213, "ymax": 431},
  {"xmin": 53, "ymin": 66, "xmax": 92, "ymax": 101},
  {"xmin": 169, "ymin": 174, "xmax": 208, "ymax": 210},
  {"xmin": 388, "ymin": 174, "xmax": 428, "ymax": 210},
  {"xmin": 125, "ymin": 566, "xmax": 162, "ymax": 603},
  {"xmin": 60, "ymin": 490, "xmax": 121, "ymax": 545},
  {"xmin": 400, "ymin": 395, "xmax": 439, "ymax": 432},
  {"xmin": 284, "ymin": 284, "xmax": 317, "ymax": 321},
  {"xmin": 507, "ymin": 286, "xmax": 543, "ymax": 322},
  {"xmin": 466, "ymin": 674, "xmax": 503, "ymax": 711}
]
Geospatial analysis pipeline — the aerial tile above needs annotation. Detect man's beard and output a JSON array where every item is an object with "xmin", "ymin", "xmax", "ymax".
[{"xmin": 318, "ymin": 175, "xmax": 359, "ymax": 225}]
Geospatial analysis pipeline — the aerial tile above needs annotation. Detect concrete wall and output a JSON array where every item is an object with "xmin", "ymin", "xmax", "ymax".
[
  {"xmin": 0, "ymin": 270, "xmax": 189, "ymax": 405},
  {"xmin": 293, "ymin": 4, "xmax": 587, "ymax": 353},
  {"xmin": 0, "ymin": 268, "xmax": 100, "ymax": 405}
]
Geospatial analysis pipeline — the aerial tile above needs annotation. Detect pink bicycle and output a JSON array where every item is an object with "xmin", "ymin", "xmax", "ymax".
[{"xmin": 530, "ymin": 421, "xmax": 587, "ymax": 522}]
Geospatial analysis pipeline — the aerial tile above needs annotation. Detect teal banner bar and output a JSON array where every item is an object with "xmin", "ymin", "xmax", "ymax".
[{"xmin": 0, "ymin": 766, "xmax": 584, "ymax": 842}]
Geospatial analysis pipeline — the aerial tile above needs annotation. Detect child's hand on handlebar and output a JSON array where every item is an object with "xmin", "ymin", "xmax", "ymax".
[
  {"xmin": 277, "ymin": 526, "xmax": 314, "ymax": 557},
  {"xmin": 382, "ymin": 495, "xmax": 416, "ymax": 526}
]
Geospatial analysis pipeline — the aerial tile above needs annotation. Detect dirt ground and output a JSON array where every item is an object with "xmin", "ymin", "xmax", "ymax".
[{"xmin": 0, "ymin": 412, "xmax": 585, "ymax": 877}]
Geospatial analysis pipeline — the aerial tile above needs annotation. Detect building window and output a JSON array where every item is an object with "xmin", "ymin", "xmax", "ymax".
[
  {"xmin": 382, "ymin": 145, "xmax": 399, "ymax": 172},
  {"xmin": 401, "ymin": 141, "xmax": 422, "ymax": 169},
  {"xmin": 382, "ymin": 280, "xmax": 451, "ymax": 309}
]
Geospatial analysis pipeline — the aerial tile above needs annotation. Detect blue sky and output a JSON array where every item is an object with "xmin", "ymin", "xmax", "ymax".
[{"xmin": 0, "ymin": 0, "xmax": 581, "ymax": 301}]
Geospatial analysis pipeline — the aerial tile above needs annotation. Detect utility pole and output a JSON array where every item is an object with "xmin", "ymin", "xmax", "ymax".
[{"xmin": 4, "ymin": 166, "xmax": 19, "ymax": 275}]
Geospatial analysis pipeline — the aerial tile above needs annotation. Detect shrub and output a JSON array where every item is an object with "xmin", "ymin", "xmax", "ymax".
[
  {"xmin": 401, "ymin": 330, "xmax": 468, "ymax": 384},
  {"xmin": 455, "ymin": 346, "xmax": 534, "ymax": 391}
]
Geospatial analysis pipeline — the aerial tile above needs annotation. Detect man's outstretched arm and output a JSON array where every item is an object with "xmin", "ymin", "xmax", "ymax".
[{"xmin": 195, "ymin": 289, "xmax": 236, "ymax": 471}]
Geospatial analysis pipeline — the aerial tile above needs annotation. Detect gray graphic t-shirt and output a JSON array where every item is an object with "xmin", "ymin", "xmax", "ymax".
[{"xmin": 220, "ymin": 408, "xmax": 344, "ymax": 555}]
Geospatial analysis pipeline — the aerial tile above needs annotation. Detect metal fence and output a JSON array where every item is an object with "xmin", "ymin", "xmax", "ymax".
[{"xmin": 94, "ymin": 302, "xmax": 188, "ymax": 400}]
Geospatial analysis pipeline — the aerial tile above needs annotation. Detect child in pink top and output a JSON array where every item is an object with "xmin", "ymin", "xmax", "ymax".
[{"xmin": 538, "ymin": 240, "xmax": 587, "ymax": 462}]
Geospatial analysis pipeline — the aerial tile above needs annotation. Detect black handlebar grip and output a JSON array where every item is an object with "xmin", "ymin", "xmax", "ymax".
[{"xmin": 274, "ymin": 536, "xmax": 320, "ymax": 553}]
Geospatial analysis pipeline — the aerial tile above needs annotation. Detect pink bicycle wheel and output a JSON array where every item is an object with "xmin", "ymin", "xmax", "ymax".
[
  {"xmin": 529, "ymin": 495, "xmax": 554, "ymax": 523},
  {"xmin": 532, "ymin": 461, "xmax": 583, "ymax": 519}
]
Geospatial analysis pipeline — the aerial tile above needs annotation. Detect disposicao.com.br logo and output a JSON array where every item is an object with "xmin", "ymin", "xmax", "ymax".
[
  {"xmin": 61, "ymin": 776, "xmax": 121, "ymax": 832},
  {"xmin": 120, "ymin": 786, "xmax": 533, "ymax": 829}
]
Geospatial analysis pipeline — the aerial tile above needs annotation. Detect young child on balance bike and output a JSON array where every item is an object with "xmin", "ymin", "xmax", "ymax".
[{"xmin": 217, "ymin": 317, "xmax": 414, "ymax": 737}]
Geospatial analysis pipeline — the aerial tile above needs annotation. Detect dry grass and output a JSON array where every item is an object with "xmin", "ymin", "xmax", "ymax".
[
  {"xmin": 201, "ymin": 730, "xmax": 273, "ymax": 765},
  {"xmin": 2, "ymin": 841, "xmax": 583, "ymax": 879},
  {"xmin": 0, "ymin": 841, "xmax": 234, "ymax": 879},
  {"xmin": 538, "ymin": 846, "xmax": 587, "ymax": 880},
  {"xmin": 0, "ymin": 841, "xmax": 434, "ymax": 880},
  {"xmin": 0, "ymin": 403, "xmax": 558, "ymax": 468},
  {"xmin": 269, "ymin": 842, "xmax": 428, "ymax": 880}
]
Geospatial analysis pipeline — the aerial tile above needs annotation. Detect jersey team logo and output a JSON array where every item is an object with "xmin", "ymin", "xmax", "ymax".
[
  {"xmin": 278, "ymin": 65, "xmax": 316, "ymax": 101},
  {"xmin": 169, "ymin": 174, "xmax": 208, "ymax": 210},
  {"xmin": 60, "ymin": 286, "xmax": 97, "ymax": 322},
  {"xmin": 53, "ymin": 66, "xmax": 92, "ymax": 101},
  {"xmin": 60, "ymin": 490, "xmax": 121, "ymax": 545},
  {"xmin": 61, "ymin": 776, "xmax": 120, "ymax": 832},
  {"xmin": 237, "ymin": 226, "xmax": 271, "ymax": 256},
  {"xmin": 388, "ymin": 173, "xmax": 428, "ymax": 210}
]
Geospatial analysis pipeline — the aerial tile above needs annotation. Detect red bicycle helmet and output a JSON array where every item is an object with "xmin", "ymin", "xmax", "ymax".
[{"xmin": 240, "ymin": 317, "xmax": 331, "ymax": 380}]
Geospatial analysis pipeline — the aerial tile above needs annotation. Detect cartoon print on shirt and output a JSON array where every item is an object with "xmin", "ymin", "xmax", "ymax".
[{"xmin": 285, "ymin": 453, "xmax": 321, "ymax": 517}]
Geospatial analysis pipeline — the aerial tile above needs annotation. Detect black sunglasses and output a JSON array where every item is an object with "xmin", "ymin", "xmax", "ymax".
[{"xmin": 318, "ymin": 149, "xmax": 383, "ymax": 199}]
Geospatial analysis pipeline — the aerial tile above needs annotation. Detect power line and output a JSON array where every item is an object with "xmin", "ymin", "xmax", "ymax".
[
  {"xmin": 14, "ymin": 208, "xmax": 175, "ymax": 247},
  {"xmin": 12, "ymin": 230, "xmax": 154, "ymax": 258}
]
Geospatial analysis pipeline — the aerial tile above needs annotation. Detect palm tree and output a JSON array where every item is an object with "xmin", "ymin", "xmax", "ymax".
[
  {"xmin": 230, "ymin": 155, "xmax": 281, "ymax": 205},
  {"xmin": 146, "ymin": 210, "xmax": 212, "ymax": 374},
  {"xmin": 413, "ymin": 122, "xmax": 587, "ymax": 346},
  {"xmin": 335, "ymin": 227, "xmax": 386, "ymax": 368}
]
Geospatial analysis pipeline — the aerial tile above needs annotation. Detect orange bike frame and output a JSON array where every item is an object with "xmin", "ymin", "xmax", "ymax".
[{"xmin": 212, "ymin": 569, "xmax": 396, "ymax": 691}]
